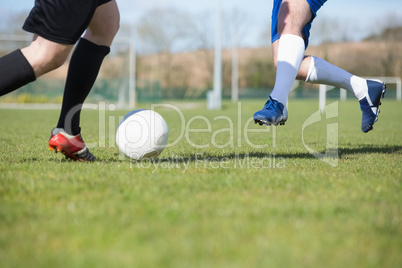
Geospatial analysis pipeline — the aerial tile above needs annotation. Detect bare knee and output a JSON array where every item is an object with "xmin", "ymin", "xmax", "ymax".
[
  {"xmin": 21, "ymin": 36, "xmax": 73, "ymax": 77},
  {"xmin": 277, "ymin": 0, "xmax": 312, "ymax": 37},
  {"xmin": 84, "ymin": 0, "xmax": 120, "ymax": 46}
]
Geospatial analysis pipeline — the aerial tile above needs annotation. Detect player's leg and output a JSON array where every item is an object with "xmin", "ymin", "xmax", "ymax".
[
  {"xmin": 287, "ymin": 35, "xmax": 385, "ymax": 132},
  {"xmin": 56, "ymin": 0, "xmax": 120, "ymax": 137},
  {"xmin": 301, "ymin": 55, "xmax": 378, "ymax": 100},
  {"xmin": 50, "ymin": 0, "xmax": 120, "ymax": 161},
  {"xmin": 82, "ymin": 0, "xmax": 120, "ymax": 48},
  {"xmin": 269, "ymin": 0, "xmax": 312, "ymax": 105},
  {"xmin": 298, "ymin": 54, "xmax": 385, "ymax": 132},
  {"xmin": 21, "ymin": 36, "xmax": 73, "ymax": 77},
  {"xmin": 0, "ymin": 35, "xmax": 73, "ymax": 97},
  {"xmin": 257, "ymin": 0, "xmax": 383, "ymax": 132},
  {"xmin": 254, "ymin": 0, "xmax": 313, "ymax": 125},
  {"xmin": 273, "ymin": 46, "xmax": 385, "ymax": 132}
]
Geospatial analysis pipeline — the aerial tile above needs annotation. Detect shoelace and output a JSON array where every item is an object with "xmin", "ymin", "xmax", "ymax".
[{"xmin": 264, "ymin": 97, "xmax": 278, "ymax": 111}]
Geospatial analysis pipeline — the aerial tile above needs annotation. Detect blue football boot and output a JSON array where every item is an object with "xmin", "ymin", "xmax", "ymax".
[
  {"xmin": 253, "ymin": 96, "xmax": 288, "ymax": 126},
  {"xmin": 359, "ymin": 80, "xmax": 386, "ymax": 133}
]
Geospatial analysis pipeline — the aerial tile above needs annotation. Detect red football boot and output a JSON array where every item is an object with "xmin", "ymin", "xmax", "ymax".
[{"xmin": 48, "ymin": 128, "xmax": 96, "ymax": 161}]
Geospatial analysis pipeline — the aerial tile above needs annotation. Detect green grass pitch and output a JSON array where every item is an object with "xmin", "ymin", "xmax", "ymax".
[{"xmin": 0, "ymin": 99, "xmax": 401, "ymax": 267}]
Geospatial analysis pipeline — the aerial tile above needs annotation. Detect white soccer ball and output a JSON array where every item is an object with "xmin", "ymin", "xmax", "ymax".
[{"xmin": 116, "ymin": 109, "xmax": 169, "ymax": 160}]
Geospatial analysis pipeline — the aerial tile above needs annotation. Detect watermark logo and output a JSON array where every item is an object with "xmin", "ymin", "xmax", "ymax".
[
  {"xmin": 62, "ymin": 100, "xmax": 339, "ymax": 169},
  {"xmin": 302, "ymin": 101, "xmax": 338, "ymax": 167},
  {"xmin": 130, "ymin": 153, "xmax": 285, "ymax": 173},
  {"xmin": 66, "ymin": 102, "xmax": 277, "ymax": 151}
]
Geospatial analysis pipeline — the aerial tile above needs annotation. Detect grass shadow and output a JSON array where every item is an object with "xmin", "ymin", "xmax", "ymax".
[
  {"xmin": 9, "ymin": 145, "xmax": 400, "ymax": 164},
  {"xmin": 150, "ymin": 144, "xmax": 402, "ymax": 163},
  {"xmin": 338, "ymin": 144, "xmax": 401, "ymax": 158}
]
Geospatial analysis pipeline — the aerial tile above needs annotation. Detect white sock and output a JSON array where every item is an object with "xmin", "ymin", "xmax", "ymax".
[
  {"xmin": 270, "ymin": 34, "xmax": 305, "ymax": 105},
  {"xmin": 305, "ymin": 56, "xmax": 368, "ymax": 100}
]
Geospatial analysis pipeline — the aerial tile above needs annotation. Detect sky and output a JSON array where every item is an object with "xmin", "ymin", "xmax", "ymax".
[{"xmin": 1, "ymin": 0, "xmax": 401, "ymax": 47}]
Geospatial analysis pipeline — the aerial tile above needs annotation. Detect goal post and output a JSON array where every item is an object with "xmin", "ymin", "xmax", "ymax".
[{"xmin": 114, "ymin": 36, "xmax": 136, "ymax": 109}]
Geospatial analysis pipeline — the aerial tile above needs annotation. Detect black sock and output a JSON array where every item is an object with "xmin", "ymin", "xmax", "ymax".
[
  {"xmin": 56, "ymin": 38, "xmax": 110, "ymax": 135},
  {"xmin": 0, "ymin": 50, "xmax": 36, "ymax": 96}
]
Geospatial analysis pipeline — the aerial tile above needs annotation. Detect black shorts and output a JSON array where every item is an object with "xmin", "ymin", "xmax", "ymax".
[{"xmin": 22, "ymin": 0, "xmax": 112, "ymax": 44}]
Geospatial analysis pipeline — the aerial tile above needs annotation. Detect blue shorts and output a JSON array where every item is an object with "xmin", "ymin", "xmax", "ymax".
[{"xmin": 271, "ymin": 0, "xmax": 327, "ymax": 48}]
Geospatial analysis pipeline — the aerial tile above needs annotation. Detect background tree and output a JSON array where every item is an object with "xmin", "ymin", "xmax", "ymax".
[{"xmin": 136, "ymin": 8, "xmax": 193, "ymax": 94}]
